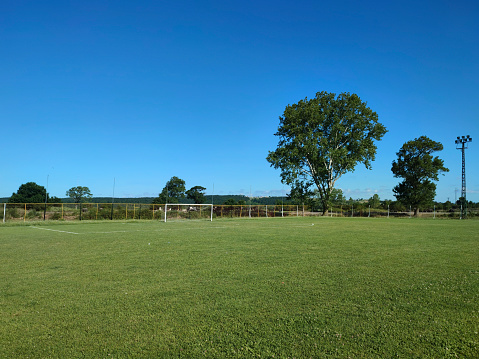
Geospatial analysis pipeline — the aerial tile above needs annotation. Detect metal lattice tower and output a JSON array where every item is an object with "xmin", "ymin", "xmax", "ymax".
[{"xmin": 455, "ymin": 135, "xmax": 472, "ymax": 218}]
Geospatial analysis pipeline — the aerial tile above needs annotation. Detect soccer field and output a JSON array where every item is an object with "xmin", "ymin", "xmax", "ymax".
[{"xmin": 0, "ymin": 217, "xmax": 478, "ymax": 358}]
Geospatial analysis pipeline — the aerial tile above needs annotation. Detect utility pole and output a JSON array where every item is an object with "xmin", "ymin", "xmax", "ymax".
[{"xmin": 455, "ymin": 135, "xmax": 472, "ymax": 219}]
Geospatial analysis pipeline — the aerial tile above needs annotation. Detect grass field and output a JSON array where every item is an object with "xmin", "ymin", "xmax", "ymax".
[{"xmin": 0, "ymin": 217, "xmax": 478, "ymax": 358}]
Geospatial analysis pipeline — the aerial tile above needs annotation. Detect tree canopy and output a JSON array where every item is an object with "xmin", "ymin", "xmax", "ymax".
[
  {"xmin": 186, "ymin": 186, "xmax": 207, "ymax": 204},
  {"xmin": 153, "ymin": 176, "xmax": 186, "ymax": 204},
  {"xmin": 267, "ymin": 91, "xmax": 387, "ymax": 214},
  {"xmin": 9, "ymin": 182, "xmax": 47, "ymax": 203},
  {"xmin": 391, "ymin": 136, "xmax": 449, "ymax": 216},
  {"xmin": 66, "ymin": 186, "xmax": 93, "ymax": 203},
  {"xmin": 223, "ymin": 198, "xmax": 237, "ymax": 206}
]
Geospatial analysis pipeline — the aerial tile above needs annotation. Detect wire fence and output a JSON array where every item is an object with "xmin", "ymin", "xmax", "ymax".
[
  {"xmin": 1, "ymin": 203, "xmax": 477, "ymax": 223},
  {"xmin": 0, "ymin": 203, "xmax": 300, "ymax": 222}
]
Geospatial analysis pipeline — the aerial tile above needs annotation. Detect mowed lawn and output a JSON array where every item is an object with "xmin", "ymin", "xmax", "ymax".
[{"xmin": 0, "ymin": 217, "xmax": 477, "ymax": 358}]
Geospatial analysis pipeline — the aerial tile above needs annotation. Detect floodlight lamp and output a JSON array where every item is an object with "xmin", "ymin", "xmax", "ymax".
[
  {"xmin": 457, "ymin": 136, "xmax": 460, "ymax": 140},
  {"xmin": 467, "ymin": 135, "xmax": 470, "ymax": 138},
  {"xmin": 462, "ymin": 136, "xmax": 465, "ymax": 139}
]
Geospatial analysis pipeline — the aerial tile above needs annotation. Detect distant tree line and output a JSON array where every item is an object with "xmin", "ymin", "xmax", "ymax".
[
  {"xmin": 3, "ymin": 180, "xmax": 293, "ymax": 206},
  {"xmin": 4, "ymin": 177, "xmax": 477, "ymax": 213}
]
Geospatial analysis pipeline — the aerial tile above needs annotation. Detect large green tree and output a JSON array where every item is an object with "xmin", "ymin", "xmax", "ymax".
[
  {"xmin": 66, "ymin": 186, "xmax": 93, "ymax": 203},
  {"xmin": 9, "ymin": 182, "xmax": 47, "ymax": 203},
  {"xmin": 267, "ymin": 91, "xmax": 387, "ymax": 215},
  {"xmin": 391, "ymin": 136, "xmax": 449, "ymax": 216},
  {"xmin": 153, "ymin": 176, "xmax": 186, "ymax": 204},
  {"xmin": 186, "ymin": 186, "xmax": 207, "ymax": 204}
]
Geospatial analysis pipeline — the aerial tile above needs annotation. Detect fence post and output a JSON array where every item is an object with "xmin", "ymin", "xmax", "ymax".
[{"xmin": 3, "ymin": 203, "xmax": 5, "ymax": 223}]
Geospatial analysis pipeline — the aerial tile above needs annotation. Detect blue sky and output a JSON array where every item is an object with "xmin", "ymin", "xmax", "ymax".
[{"xmin": 1, "ymin": 0, "xmax": 478, "ymax": 202}]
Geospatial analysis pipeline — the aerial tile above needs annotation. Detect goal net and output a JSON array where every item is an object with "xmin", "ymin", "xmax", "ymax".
[{"xmin": 163, "ymin": 203, "xmax": 213, "ymax": 222}]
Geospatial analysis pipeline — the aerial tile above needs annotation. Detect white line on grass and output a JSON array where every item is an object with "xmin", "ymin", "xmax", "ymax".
[
  {"xmin": 29, "ymin": 222, "xmax": 310, "ymax": 236},
  {"xmin": 78, "ymin": 226, "xmax": 232, "ymax": 235},
  {"xmin": 85, "ymin": 231, "xmax": 128, "ymax": 234},
  {"xmin": 30, "ymin": 226, "xmax": 80, "ymax": 235}
]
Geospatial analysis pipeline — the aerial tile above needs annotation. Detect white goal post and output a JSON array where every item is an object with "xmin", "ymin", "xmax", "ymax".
[{"xmin": 163, "ymin": 203, "xmax": 213, "ymax": 222}]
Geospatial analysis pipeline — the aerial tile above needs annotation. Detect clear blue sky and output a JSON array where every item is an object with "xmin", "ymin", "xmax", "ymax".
[{"xmin": 1, "ymin": 0, "xmax": 478, "ymax": 202}]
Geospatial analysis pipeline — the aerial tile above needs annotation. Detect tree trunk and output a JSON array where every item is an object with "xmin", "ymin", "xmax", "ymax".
[
  {"xmin": 321, "ymin": 200, "xmax": 329, "ymax": 216},
  {"xmin": 414, "ymin": 207, "xmax": 420, "ymax": 217}
]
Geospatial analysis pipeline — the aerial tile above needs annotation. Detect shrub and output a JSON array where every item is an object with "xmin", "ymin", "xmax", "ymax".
[
  {"xmin": 26, "ymin": 209, "xmax": 40, "ymax": 219},
  {"xmin": 50, "ymin": 212, "xmax": 63, "ymax": 220},
  {"xmin": 137, "ymin": 208, "xmax": 153, "ymax": 220},
  {"xmin": 7, "ymin": 207, "xmax": 20, "ymax": 219}
]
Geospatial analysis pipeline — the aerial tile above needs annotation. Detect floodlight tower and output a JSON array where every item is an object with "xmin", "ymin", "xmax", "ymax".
[{"xmin": 455, "ymin": 135, "xmax": 472, "ymax": 218}]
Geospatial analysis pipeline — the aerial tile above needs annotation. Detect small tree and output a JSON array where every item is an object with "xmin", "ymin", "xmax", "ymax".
[
  {"xmin": 66, "ymin": 186, "xmax": 93, "ymax": 203},
  {"xmin": 382, "ymin": 199, "xmax": 392, "ymax": 210},
  {"xmin": 186, "ymin": 186, "xmax": 206, "ymax": 204},
  {"xmin": 443, "ymin": 200, "xmax": 453, "ymax": 211},
  {"xmin": 224, "ymin": 198, "xmax": 237, "ymax": 206},
  {"xmin": 368, "ymin": 194, "xmax": 381, "ymax": 208},
  {"xmin": 330, "ymin": 188, "xmax": 345, "ymax": 206},
  {"xmin": 391, "ymin": 136, "xmax": 449, "ymax": 216},
  {"xmin": 153, "ymin": 176, "xmax": 186, "ymax": 204}
]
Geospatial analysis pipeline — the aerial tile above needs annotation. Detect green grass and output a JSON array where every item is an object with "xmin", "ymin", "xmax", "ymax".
[{"xmin": 0, "ymin": 217, "xmax": 478, "ymax": 358}]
